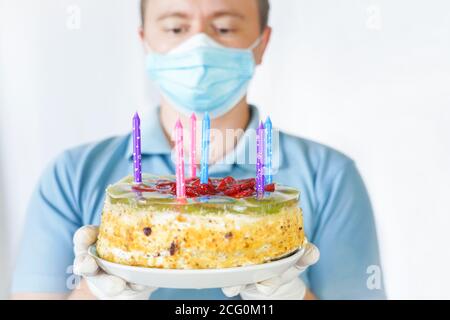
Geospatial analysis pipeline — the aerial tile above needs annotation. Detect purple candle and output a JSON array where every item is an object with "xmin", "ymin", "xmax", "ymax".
[
  {"xmin": 133, "ymin": 112, "xmax": 142, "ymax": 184},
  {"xmin": 256, "ymin": 121, "xmax": 265, "ymax": 198}
]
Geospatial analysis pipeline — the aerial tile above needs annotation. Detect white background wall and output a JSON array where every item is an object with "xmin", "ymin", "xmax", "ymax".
[{"xmin": 1, "ymin": 0, "xmax": 449, "ymax": 299}]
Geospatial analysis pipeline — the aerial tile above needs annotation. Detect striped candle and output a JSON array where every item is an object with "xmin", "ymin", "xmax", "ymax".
[
  {"xmin": 256, "ymin": 121, "xmax": 265, "ymax": 198},
  {"xmin": 264, "ymin": 117, "xmax": 273, "ymax": 184},
  {"xmin": 132, "ymin": 112, "xmax": 142, "ymax": 184},
  {"xmin": 190, "ymin": 113, "xmax": 197, "ymax": 178},
  {"xmin": 175, "ymin": 119, "xmax": 186, "ymax": 199},
  {"xmin": 200, "ymin": 112, "xmax": 210, "ymax": 184}
]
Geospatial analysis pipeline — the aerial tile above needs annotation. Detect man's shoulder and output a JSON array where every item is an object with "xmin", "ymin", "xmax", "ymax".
[
  {"xmin": 67, "ymin": 134, "xmax": 129, "ymax": 159},
  {"xmin": 45, "ymin": 134, "xmax": 130, "ymax": 182},
  {"xmin": 40, "ymin": 134, "xmax": 131, "ymax": 209},
  {"xmin": 279, "ymin": 131, "xmax": 355, "ymax": 174},
  {"xmin": 56, "ymin": 134, "xmax": 130, "ymax": 167}
]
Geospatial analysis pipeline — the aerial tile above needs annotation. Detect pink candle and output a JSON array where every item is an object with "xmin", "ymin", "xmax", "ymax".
[
  {"xmin": 190, "ymin": 113, "xmax": 197, "ymax": 178},
  {"xmin": 175, "ymin": 119, "xmax": 186, "ymax": 199}
]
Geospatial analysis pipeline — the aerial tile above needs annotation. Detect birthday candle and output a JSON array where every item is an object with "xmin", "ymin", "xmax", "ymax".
[
  {"xmin": 190, "ymin": 113, "xmax": 197, "ymax": 178},
  {"xmin": 200, "ymin": 113, "xmax": 210, "ymax": 184},
  {"xmin": 256, "ymin": 121, "xmax": 265, "ymax": 197},
  {"xmin": 264, "ymin": 117, "xmax": 273, "ymax": 185},
  {"xmin": 133, "ymin": 112, "xmax": 142, "ymax": 184},
  {"xmin": 175, "ymin": 119, "xmax": 186, "ymax": 198}
]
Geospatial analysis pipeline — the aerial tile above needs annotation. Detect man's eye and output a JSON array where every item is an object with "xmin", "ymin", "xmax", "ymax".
[
  {"xmin": 216, "ymin": 27, "xmax": 233, "ymax": 35},
  {"xmin": 165, "ymin": 27, "xmax": 187, "ymax": 35},
  {"xmin": 170, "ymin": 28, "xmax": 183, "ymax": 34}
]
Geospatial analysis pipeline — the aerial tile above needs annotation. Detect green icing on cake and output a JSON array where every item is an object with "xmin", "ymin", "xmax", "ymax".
[{"xmin": 105, "ymin": 174, "xmax": 300, "ymax": 215}]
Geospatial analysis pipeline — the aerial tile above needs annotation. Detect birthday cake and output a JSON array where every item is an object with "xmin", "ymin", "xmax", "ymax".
[{"xmin": 96, "ymin": 174, "xmax": 305, "ymax": 269}]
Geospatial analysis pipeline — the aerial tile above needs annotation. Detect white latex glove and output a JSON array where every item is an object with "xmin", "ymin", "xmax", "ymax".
[
  {"xmin": 222, "ymin": 242, "xmax": 320, "ymax": 300},
  {"xmin": 73, "ymin": 225, "xmax": 157, "ymax": 300}
]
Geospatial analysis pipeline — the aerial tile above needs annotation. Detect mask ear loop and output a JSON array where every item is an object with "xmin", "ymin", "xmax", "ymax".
[
  {"xmin": 248, "ymin": 35, "xmax": 263, "ymax": 51},
  {"xmin": 144, "ymin": 41, "xmax": 156, "ymax": 54}
]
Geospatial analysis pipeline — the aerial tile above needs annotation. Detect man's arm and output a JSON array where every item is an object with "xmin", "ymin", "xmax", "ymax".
[
  {"xmin": 10, "ymin": 152, "xmax": 83, "ymax": 297},
  {"xmin": 304, "ymin": 289, "xmax": 317, "ymax": 300},
  {"xmin": 13, "ymin": 280, "xmax": 310, "ymax": 300},
  {"xmin": 309, "ymin": 160, "xmax": 386, "ymax": 299},
  {"xmin": 11, "ymin": 293, "xmax": 69, "ymax": 300},
  {"xmin": 67, "ymin": 279, "xmax": 96, "ymax": 300},
  {"xmin": 11, "ymin": 279, "xmax": 96, "ymax": 300}
]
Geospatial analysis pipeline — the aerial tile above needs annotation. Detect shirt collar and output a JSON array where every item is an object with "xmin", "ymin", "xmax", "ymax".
[
  {"xmin": 209, "ymin": 105, "xmax": 284, "ymax": 174},
  {"xmin": 126, "ymin": 105, "xmax": 285, "ymax": 174}
]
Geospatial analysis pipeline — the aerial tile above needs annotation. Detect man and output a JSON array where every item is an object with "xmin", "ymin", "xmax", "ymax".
[{"xmin": 11, "ymin": 0, "xmax": 385, "ymax": 300}]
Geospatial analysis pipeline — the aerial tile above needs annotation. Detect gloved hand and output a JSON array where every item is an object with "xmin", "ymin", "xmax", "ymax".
[
  {"xmin": 222, "ymin": 242, "xmax": 320, "ymax": 300},
  {"xmin": 73, "ymin": 225, "xmax": 157, "ymax": 300}
]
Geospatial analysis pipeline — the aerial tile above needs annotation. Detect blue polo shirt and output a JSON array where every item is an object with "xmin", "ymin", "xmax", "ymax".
[{"xmin": 12, "ymin": 106, "xmax": 386, "ymax": 299}]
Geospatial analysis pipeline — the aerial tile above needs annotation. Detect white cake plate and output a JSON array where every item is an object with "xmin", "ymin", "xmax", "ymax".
[{"xmin": 88, "ymin": 245, "xmax": 304, "ymax": 289}]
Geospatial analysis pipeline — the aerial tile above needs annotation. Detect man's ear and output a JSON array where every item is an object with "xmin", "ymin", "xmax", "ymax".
[
  {"xmin": 255, "ymin": 26, "xmax": 272, "ymax": 65},
  {"xmin": 138, "ymin": 27, "xmax": 144, "ymax": 40}
]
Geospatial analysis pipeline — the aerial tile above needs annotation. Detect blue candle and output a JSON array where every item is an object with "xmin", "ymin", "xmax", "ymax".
[
  {"xmin": 264, "ymin": 117, "xmax": 273, "ymax": 185},
  {"xmin": 200, "ymin": 112, "xmax": 210, "ymax": 184}
]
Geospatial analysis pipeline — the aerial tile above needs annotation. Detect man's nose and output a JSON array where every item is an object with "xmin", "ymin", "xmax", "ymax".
[{"xmin": 189, "ymin": 16, "xmax": 210, "ymax": 37}]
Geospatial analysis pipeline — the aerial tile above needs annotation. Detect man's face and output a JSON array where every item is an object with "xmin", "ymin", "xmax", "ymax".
[{"xmin": 140, "ymin": 0, "xmax": 270, "ymax": 64}]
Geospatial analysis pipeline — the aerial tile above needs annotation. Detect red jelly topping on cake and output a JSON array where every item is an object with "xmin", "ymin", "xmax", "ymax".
[{"xmin": 132, "ymin": 176, "xmax": 276, "ymax": 199}]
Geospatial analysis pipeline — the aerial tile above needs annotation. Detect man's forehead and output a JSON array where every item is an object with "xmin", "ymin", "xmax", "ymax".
[
  {"xmin": 145, "ymin": 0, "xmax": 258, "ymax": 19},
  {"xmin": 156, "ymin": 10, "xmax": 245, "ymax": 21}
]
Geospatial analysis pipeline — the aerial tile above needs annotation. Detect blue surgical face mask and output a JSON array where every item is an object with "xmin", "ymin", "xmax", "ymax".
[{"xmin": 145, "ymin": 33, "xmax": 261, "ymax": 118}]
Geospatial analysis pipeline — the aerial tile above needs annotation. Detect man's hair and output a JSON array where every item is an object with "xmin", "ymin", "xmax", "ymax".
[{"xmin": 140, "ymin": 0, "xmax": 270, "ymax": 32}]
